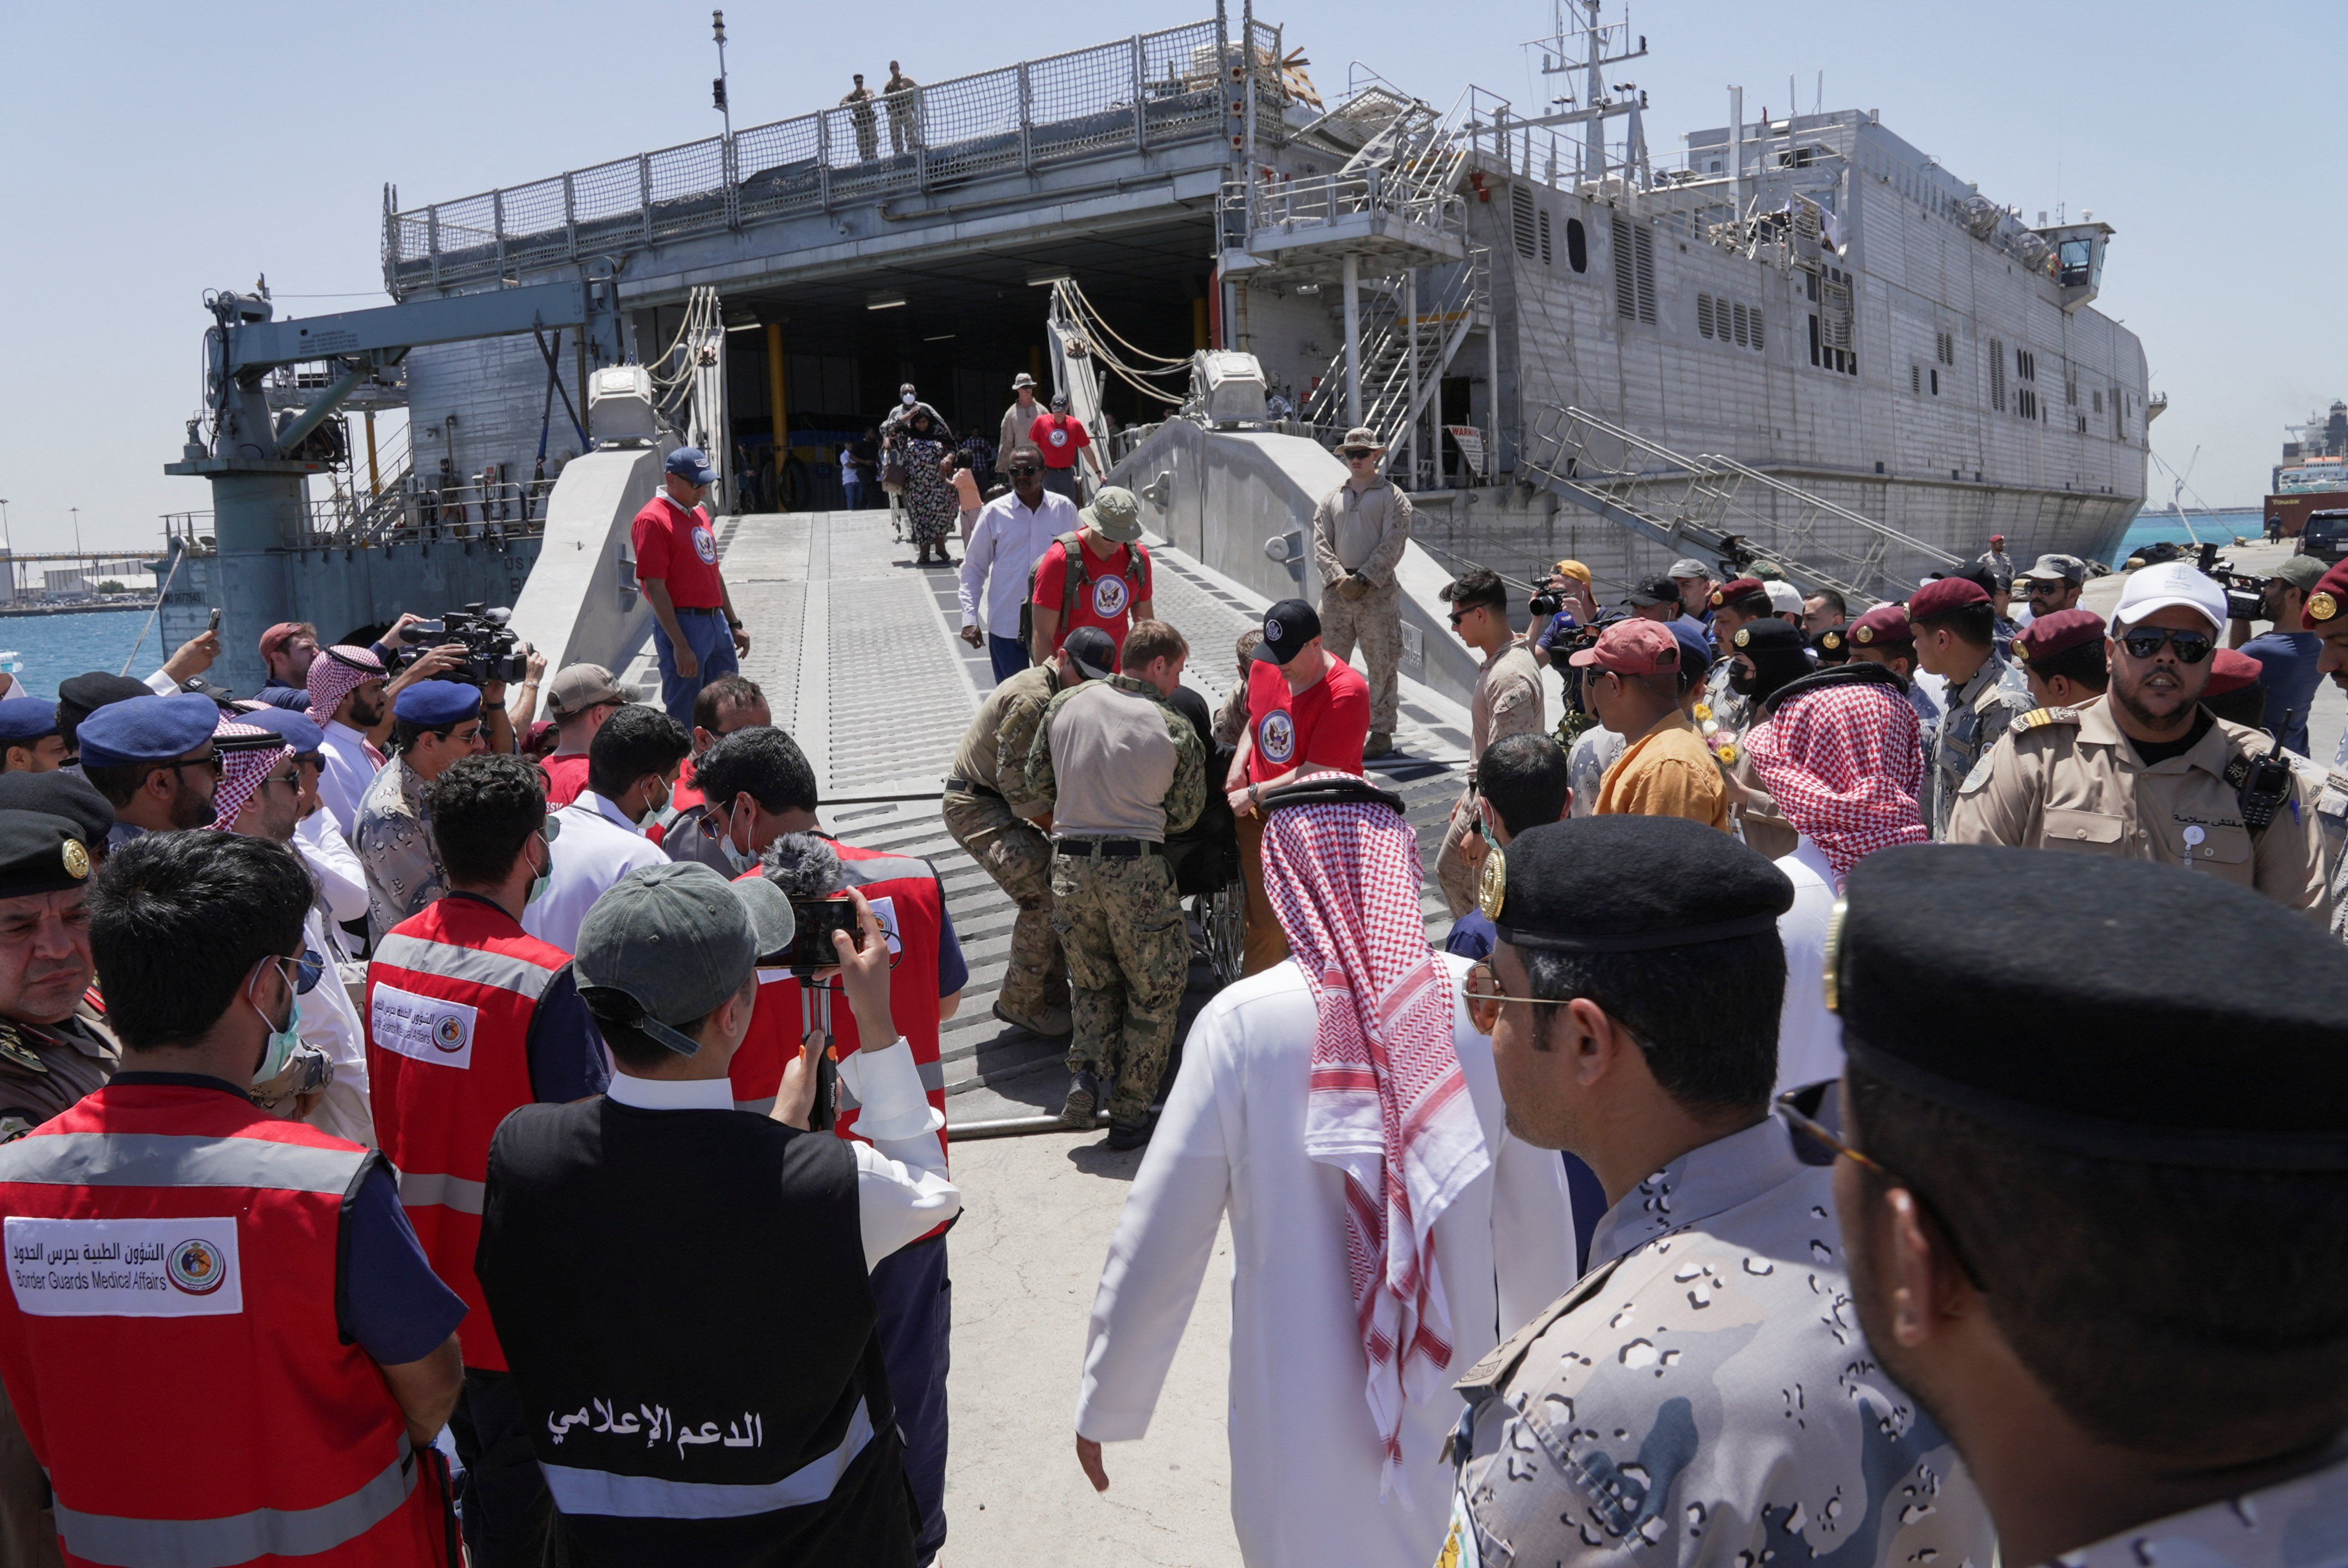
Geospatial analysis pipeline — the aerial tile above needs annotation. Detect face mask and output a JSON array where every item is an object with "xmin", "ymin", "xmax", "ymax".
[
  {"xmin": 715, "ymin": 804, "xmax": 756, "ymax": 873},
  {"xmin": 1728, "ymin": 664, "xmax": 1760, "ymax": 697},
  {"xmin": 526, "ymin": 838, "xmax": 552, "ymax": 905},
  {"xmin": 250, "ymin": 976, "xmax": 301, "ymax": 1087},
  {"xmin": 902, "ymin": 393, "xmax": 916, "ymax": 408},
  {"xmin": 636, "ymin": 781, "xmax": 671, "ymax": 832}
]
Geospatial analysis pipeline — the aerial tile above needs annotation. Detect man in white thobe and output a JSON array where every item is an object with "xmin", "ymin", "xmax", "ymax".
[{"xmin": 1073, "ymin": 773, "xmax": 1575, "ymax": 1568}]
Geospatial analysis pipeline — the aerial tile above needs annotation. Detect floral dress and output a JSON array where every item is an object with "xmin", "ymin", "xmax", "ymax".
[{"xmin": 902, "ymin": 436, "xmax": 957, "ymax": 546}]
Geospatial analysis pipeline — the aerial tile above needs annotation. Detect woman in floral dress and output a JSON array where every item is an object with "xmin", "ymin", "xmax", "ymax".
[{"xmin": 902, "ymin": 410, "xmax": 959, "ymax": 564}]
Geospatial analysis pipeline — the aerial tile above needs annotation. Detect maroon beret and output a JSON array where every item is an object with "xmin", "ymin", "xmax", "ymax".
[
  {"xmin": 2301, "ymin": 559, "xmax": 2348, "ymax": 631},
  {"xmin": 1848, "ymin": 604, "xmax": 1913, "ymax": 648},
  {"xmin": 2012, "ymin": 607, "xmax": 2105, "ymax": 664},
  {"xmin": 2202, "ymin": 647, "xmax": 2265, "ymax": 698},
  {"xmin": 1909, "ymin": 576, "xmax": 1991, "ymax": 622},
  {"xmin": 1708, "ymin": 576, "xmax": 1769, "ymax": 611}
]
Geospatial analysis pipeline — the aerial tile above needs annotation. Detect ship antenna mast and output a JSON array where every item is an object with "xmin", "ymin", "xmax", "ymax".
[{"xmin": 1527, "ymin": 0, "xmax": 1648, "ymax": 188}]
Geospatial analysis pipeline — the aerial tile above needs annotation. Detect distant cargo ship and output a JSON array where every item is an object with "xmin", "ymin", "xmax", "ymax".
[{"xmin": 2264, "ymin": 401, "xmax": 2348, "ymax": 537}]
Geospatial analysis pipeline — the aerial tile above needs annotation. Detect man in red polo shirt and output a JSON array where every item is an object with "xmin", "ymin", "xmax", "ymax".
[
  {"xmin": 1226, "ymin": 599, "xmax": 1372, "ymax": 974},
  {"xmin": 632, "ymin": 446, "xmax": 751, "ymax": 727},
  {"xmin": 1028, "ymin": 391, "xmax": 1105, "ymax": 504},
  {"xmin": 1028, "ymin": 486, "xmax": 1154, "ymax": 665}
]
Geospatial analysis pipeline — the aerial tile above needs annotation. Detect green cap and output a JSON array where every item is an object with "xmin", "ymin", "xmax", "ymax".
[
  {"xmin": 2273, "ymin": 554, "xmax": 2328, "ymax": 593},
  {"xmin": 573, "ymin": 863, "xmax": 795, "ymax": 1056},
  {"xmin": 1080, "ymin": 486, "xmax": 1143, "ymax": 543}
]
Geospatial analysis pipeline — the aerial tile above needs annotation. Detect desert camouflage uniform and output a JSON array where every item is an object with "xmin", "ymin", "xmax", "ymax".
[
  {"xmin": 1444, "ymin": 1113, "xmax": 1995, "ymax": 1568},
  {"xmin": 1027, "ymin": 674, "xmax": 1207, "ymax": 1123},
  {"xmin": 2054, "ymin": 1450, "xmax": 2348, "ymax": 1568},
  {"xmin": 1929, "ymin": 654, "xmax": 2032, "ymax": 837},
  {"xmin": 354, "ymin": 754, "xmax": 446, "ymax": 943},
  {"xmin": 1313, "ymin": 478, "xmax": 1412, "ymax": 738},
  {"xmin": 942, "ymin": 663, "xmax": 1067, "ymax": 1023}
]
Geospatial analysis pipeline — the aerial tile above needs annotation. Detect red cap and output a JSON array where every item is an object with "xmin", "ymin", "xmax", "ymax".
[
  {"xmin": 1569, "ymin": 617, "xmax": 1683, "ymax": 676},
  {"xmin": 2300, "ymin": 560, "xmax": 2348, "ymax": 631},
  {"xmin": 2202, "ymin": 648, "xmax": 2265, "ymax": 698},
  {"xmin": 258, "ymin": 621, "xmax": 311, "ymax": 657},
  {"xmin": 1909, "ymin": 576, "xmax": 1991, "ymax": 622},
  {"xmin": 1990, "ymin": 534, "xmax": 2006, "ymax": 544},
  {"xmin": 1848, "ymin": 604, "xmax": 1914, "ymax": 647},
  {"xmin": 1708, "ymin": 576, "xmax": 1769, "ymax": 611},
  {"xmin": 2012, "ymin": 607, "xmax": 2105, "ymax": 664}
]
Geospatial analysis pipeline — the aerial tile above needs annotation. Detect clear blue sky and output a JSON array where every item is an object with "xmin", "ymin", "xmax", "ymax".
[{"xmin": 3, "ymin": 0, "xmax": 2335, "ymax": 556}]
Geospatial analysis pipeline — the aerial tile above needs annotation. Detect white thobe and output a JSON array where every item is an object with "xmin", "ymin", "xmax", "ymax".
[
  {"xmin": 297, "ymin": 904, "xmax": 375, "ymax": 1147},
  {"xmin": 1773, "ymin": 835, "xmax": 1842, "ymax": 1096},
  {"xmin": 316, "ymin": 720, "xmax": 379, "ymax": 839},
  {"xmin": 1075, "ymin": 955, "xmax": 1577, "ymax": 1568}
]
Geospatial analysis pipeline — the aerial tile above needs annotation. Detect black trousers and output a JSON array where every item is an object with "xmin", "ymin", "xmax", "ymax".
[{"xmin": 452, "ymin": 1366, "xmax": 557, "ymax": 1567}]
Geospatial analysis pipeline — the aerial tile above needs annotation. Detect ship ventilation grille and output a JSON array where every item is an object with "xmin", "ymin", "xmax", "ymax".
[{"xmin": 1513, "ymin": 186, "xmax": 1537, "ymax": 259}]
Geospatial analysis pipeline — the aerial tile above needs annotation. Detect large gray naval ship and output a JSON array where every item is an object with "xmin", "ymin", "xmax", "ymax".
[{"xmin": 158, "ymin": 1, "xmax": 2148, "ymax": 702}]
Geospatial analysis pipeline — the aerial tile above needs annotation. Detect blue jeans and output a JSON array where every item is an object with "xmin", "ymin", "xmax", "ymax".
[
  {"xmin": 843, "ymin": 476, "xmax": 867, "ymax": 511},
  {"xmin": 987, "ymin": 633, "xmax": 1029, "ymax": 684},
  {"xmin": 872, "ymin": 1236, "xmax": 950, "ymax": 1565},
  {"xmin": 653, "ymin": 609, "xmax": 739, "ymax": 727}
]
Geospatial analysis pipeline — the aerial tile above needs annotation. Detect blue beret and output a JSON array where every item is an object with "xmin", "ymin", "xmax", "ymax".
[
  {"xmin": 236, "ymin": 706, "xmax": 325, "ymax": 755},
  {"xmin": 75, "ymin": 693, "xmax": 221, "ymax": 770},
  {"xmin": 393, "ymin": 680, "xmax": 482, "ymax": 728},
  {"xmin": 0, "ymin": 703, "xmax": 60, "ymax": 746}
]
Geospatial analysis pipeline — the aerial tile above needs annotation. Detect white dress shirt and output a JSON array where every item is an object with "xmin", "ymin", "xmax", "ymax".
[
  {"xmin": 959, "ymin": 487, "xmax": 1079, "ymax": 639},
  {"xmin": 316, "ymin": 720, "xmax": 380, "ymax": 840},
  {"xmin": 1076, "ymin": 955, "xmax": 1578, "ymax": 1568},
  {"xmin": 1772, "ymin": 835, "xmax": 1843, "ymax": 1096},
  {"xmin": 602, "ymin": 1041, "xmax": 960, "ymax": 1270},
  {"xmin": 521, "ymin": 791, "xmax": 668, "ymax": 954}
]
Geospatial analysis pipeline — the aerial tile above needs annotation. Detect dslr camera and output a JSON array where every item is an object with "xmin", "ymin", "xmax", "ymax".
[
  {"xmin": 1528, "ymin": 564, "xmax": 1568, "ymax": 620},
  {"xmin": 395, "ymin": 604, "xmax": 528, "ymax": 687}
]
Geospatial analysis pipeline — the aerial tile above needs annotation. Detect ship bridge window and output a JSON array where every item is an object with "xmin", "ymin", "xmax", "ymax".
[
  {"xmin": 2058, "ymin": 238, "xmax": 2095, "ymax": 287},
  {"xmin": 1990, "ymin": 339, "xmax": 2007, "ymax": 411},
  {"xmin": 1566, "ymin": 217, "xmax": 1587, "ymax": 272},
  {"xmin": 2093, "ymin": 389, "xmax": 2104, "ymax": 413}
]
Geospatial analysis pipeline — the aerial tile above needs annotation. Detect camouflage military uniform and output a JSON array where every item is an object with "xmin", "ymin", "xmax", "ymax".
[
  {"xmin": 1027, "ymin": 673, "xmax": 1207, "ymax": 1123},
  {"xmin": 942, "ymin": 662, "xmax": 1067, "ymax": 1025},
  {"xmin": 2055, "ymin": 1449, "xmax": 2348, "ymax": 1568},
  {"xmin": 1700, "ymin": 657, "xmax": 1754, "ymax": 737},
  {"xmin": 1444, "ymin": 1113, "xmax": 1995, "ymax": 1568},
  {"xmin": 1928, "ymin": 653, "xmax": 2032, "ymax": 837},
  {"xmin": 2315, "ymin": 728, "xmax": 2348, "ymax": 942},
  {"xmin": 1312, "ymin": 477, "xmax": 1412, "ymax": 739},
  {"xmin": 354, "ymin": 753, "xmax": 446, "ymax": 942}
]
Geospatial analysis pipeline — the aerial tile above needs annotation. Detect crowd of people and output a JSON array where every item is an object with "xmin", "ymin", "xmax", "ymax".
[{"xmin": 0, "ymin": 447, "xmax": 2338, "ymax": 1568}]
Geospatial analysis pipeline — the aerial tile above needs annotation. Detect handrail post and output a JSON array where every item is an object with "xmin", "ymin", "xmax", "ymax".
[
  {"xmin": 493, "ymin": 190, "xmax": 506, "ymax": 284},
  {"xmin": 563, "ymin": 173, "xmax": 578, "ymax": 260},
  {"xmin": 639, "ymin": 154, "xmax": 653, "ymax": 245},
  {"xmin": 1132, "ymin": 35, "xmax": 1146, "ymax": 152},
  {"xmin": 1017, "ymin": 64, "xmax": 1034, "ymax": 172},
  {"xmin": 913, "ymin": 91, "xmax": 930, "ymax": 191},
  {"xmin": 428, "ymin": 208, "xmax": 441, "ymax": 290},
  {"xmin": 725, "ymin": 133, "xmax": 742, "ymax": 229},
  {"xmin": 818, "ymin": 112, "xmax": 833, "ymax": 210}
]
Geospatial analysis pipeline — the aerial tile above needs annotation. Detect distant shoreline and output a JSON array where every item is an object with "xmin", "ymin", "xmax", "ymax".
[{"xmin": 0, "ymin": 601, "xmax": 153, "ymax": 618}]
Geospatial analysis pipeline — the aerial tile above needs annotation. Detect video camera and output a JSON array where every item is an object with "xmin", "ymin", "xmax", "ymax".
[
  {"xmin": 2191, "ymin": 543, "xmax": 2267, "ymax": 623},
  {"xmin": 393, "ymin": 604, "xmax": 528, "ymax": 687}
]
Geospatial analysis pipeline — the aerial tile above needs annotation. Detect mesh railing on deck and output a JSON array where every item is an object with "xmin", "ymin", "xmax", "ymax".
[{"xmin": 385, "ymin": 18, "xmax": 1273, "ymax": 295}]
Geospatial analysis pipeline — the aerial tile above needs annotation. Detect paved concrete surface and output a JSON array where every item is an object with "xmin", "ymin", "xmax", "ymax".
[{"xmin": 939, "ymin": 1132, "xmax": 1243, "ymax": 1568}]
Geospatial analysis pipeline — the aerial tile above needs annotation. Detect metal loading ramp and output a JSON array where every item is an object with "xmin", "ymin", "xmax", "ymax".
[{"xmin": 1521, "ymin": 406, "xmax": 1965, "ymax": 607}]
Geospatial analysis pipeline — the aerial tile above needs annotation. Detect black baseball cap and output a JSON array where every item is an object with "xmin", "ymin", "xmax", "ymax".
[
  {"xmin": 1062, "ymin": 627, "xmax": 1117, "ymax": 680},
  {"xmin": 1251, "ymin": 600, "xmax": 1322, "ymax": 665},
  {"xmin": 1622, "ymin": 575, "xmax": 1682, "ymax": 608}
]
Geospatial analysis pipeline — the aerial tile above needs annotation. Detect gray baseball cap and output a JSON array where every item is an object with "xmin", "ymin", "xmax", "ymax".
[
  {"xmin": 2019, "ymin": 553, "xmax": 2088, "ymax": 585},
  {"xmin": 1667, "ymin": 558, "xmax": 1713, "ymax": 580},
  {"xmin": 573, "ymin": 862, "xmax": 795, "ymax": 1056},
  {"xmin": 543, "ymin": 663, "xmax": 624, "ymax": 720}
]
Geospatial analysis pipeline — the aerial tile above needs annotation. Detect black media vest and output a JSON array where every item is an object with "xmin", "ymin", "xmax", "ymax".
[{"xmin": 478, "ymin": 1096, "xmax": 914, "ymax": 1568}]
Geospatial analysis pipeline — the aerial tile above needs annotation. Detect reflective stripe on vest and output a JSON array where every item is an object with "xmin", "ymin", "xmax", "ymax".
[
  {"xmin": 394, "ymin": 1168, "xmax": 487, "ymax": 1215},
  {"xmin": 539, "ymin": 1398, "xmax": 872, "ymax": 1521},
  {"xmin": 372, "ymin": 933, "xmax": 560, "ymax": 1001},
  {"xmin": 0, "ymin": 1133, "xmax": 367, "ymax": 1194},
  {"xmin": 52, "ymin": 1452, "xmax": 416, "ymax": 1568}
]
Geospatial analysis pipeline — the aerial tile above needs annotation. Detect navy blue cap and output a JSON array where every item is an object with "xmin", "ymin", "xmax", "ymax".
[
  {"xmin": 1666, "ymin": 617, "xmax": 1712, "ymax": 675},
  {"xmin": 1251, "ymin": 599, "xmax": 1323, "ymax": 665},
  {"xmin": 75, "ymin": 693, "xmax": 221, "ymax": 770},
  {"xmin": 235, "ymin": 706, "xmax": 325, "ymax": 756},
  {"xmin": 0, "ymin": 703, "xmax": 60, "ymax": 746},
  {"xmin": 393, "ymin": 680, "xmax": 483, "ymax": 729},
  {"xmin": 665, "ymin": 446, "xmax": 720, "ymax": 486}
]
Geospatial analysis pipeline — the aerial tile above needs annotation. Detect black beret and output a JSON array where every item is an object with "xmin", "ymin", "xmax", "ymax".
[
  {"xmin": 56, "ymin": 673, "xmax": 154, "ymax": 715},
  {"xmin": 1726, "ymin": 618, "xmax": 1805, "ymax": 657},
  {"xmin": 0, "ymin": 773, "xmax": 113, "ymax": 849},
  {"xmin": 1836, "ymin": 845, "xmax": 2348, "ymax": 1169},
  {"xmin": 0, "ymin": 812, "xmax": 98, "ymax": 900},
  {"xmin": 1492, "ymin": 815, "xmax": 1792, "ymax": 952}
]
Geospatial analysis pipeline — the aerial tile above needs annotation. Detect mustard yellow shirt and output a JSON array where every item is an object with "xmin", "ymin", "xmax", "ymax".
[{"xmin": 1594, "ymin": 710, "xmax": 1732, "ymax": 831}]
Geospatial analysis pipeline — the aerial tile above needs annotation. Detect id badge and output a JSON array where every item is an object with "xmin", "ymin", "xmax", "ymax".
[{"xmin": 1438, "ymin": 1487, "xmax": 1483, "ymax": 1568}]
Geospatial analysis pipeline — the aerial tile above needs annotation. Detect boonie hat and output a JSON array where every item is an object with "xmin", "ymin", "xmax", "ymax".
[
  {"xmin": 1252, "ymin": 600, "xmax": 1323, "ymax": 666},
  {"xmin": 1079, "ymin": 486, "xmax": 1142, "ymax": 544},
  {"xmin": 1569, "ymin": 618, "xmax": 1681, "ymax": 677},
  {"xmin": 543, "ymin": 663, "xmax": 625, "ymax": 721},
  {"xmin": 573, "ymin": 862, "xmax": 796, "ymax": 1057},
  {"xmin": 664, "ymin": 446, "xmax": 720, "ymax": 486},
  {"xmin": 1335, "ymin": 426, "xmax": 1387, "ymax": 456},
  {"xmin": 1013, "ymin": 372, "xmax": 1037, "ymax": 389},
  {"xmin": 2112, "ymin": 560, "xmax": 2226, "ymax": 633}
]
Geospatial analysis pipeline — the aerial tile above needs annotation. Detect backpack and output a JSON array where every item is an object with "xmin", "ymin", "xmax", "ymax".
[{"xmin": 1018, "ymin": 532, "xmax": 1150, "ymax": 649}]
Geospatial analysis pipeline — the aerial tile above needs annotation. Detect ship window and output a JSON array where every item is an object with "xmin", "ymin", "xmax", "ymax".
[
  {"xmin": 1698, "ymin": 293, "xmax": 1714, "ymax": 339},
  {"xmin": 1539, "ymin": 208, "xmax": 1553, "ymax": 266},
  {"xmin": 1936, "ymin": 330, "xmax": 1955, "ymax": 366},
  {"xmin": 1809, "ymin": 314, "xmax": 1822, "ymax": 367},
  {"xmin": 1512, "ymin": 186, "xmax": 1537, "ymax": 259},
  {"xmin": 2067, "ymin": 378, "xmax": 2078, "ymax": 406},
  {"xmin": 1750, "ymin": 307, "xmax": 1762, "ymax": 350},
  {"xmin": 1566, "ymin": 217, "xmax": 1588, "ymax": 272},
  {"xmin": 1806, "ymin": 272, "xmax": 1820, "ymax": 303},
  {"xmin": 1912, "ymin": 365, "xmax": 1922, "ymax": 395},
  {"xmin": 1733, "ymin": 302, "xmax": 1748, "ymax": 346},
  {"xmin": 2093, "ymin": 389, "xmax": 2104, "ymax": 413},
  {"xmin": 1930, "ymin": 368, "xmax": 1940, "ymax": 395}
]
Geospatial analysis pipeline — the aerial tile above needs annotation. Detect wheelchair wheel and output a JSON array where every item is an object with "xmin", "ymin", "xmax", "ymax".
[{"xmin": 1200, "ymin": 878, "xmax": 1247, "ymax": 990}]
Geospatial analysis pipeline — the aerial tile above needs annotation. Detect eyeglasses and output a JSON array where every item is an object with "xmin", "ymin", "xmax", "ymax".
[
  {"xmin": 1773, "ymin": 1089, "xmax": 1986, "ymax": 1290},
  {"xmin": 164, "ymin": 753, "xmax": 223, "ymax": 780},
  {"xmin": 2117, "ymin": 627, "xmax": 2215, "ymax": 664},
  {"xmin": 1461, "ymin": 961, "xmax": 1547, "ymax": 1035},
  {"xmin": 257, "ymin": 949, "xmax": 326, "ymax": 998}
]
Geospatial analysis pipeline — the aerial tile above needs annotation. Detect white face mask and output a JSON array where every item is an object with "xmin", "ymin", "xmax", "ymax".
[
  {"xmin": 636, "ymin": 779, "xmax": 671, "ymax": 832},
  {"xmin": 902, "ymin": 392, "xmax": 916, "ymax": 408},
  {"xmin": 714, "ymin": 802, "xmax": 756, "ymax": 873}
]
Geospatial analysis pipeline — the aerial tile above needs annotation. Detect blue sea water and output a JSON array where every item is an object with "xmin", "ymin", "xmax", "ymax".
[
  {"xmin": 0, "ymin": 611, "xmax": 165, "ymax": 703},
  {"xmin": 2109, "ymin": 509, "xmax": 2264, "ymax": 561}
]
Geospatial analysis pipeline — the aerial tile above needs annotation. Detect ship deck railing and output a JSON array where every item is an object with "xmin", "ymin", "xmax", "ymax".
[
  {"xmin": 162, "ymin": 478, "xmax": 555, "ymax": 558},
  {"xmin": 383, "ymin": 18, "xmax": 1288, "ymax": 298}
]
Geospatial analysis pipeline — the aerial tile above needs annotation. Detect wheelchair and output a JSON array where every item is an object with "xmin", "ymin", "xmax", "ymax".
[{"xmin": 1161, "ymin": 741, "xmax": 1245, "ymax": 989}]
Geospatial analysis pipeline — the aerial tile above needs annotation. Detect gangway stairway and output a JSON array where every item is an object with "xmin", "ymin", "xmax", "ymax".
[{"xmin": 1521, "ymin": 406, "xmax": 1965, "ymax": 607}]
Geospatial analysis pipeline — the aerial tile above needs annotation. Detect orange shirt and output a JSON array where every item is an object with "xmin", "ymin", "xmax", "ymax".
[{"xmin": 1593, "ymin": 710, "xmax": 1732, "ymax": 831}]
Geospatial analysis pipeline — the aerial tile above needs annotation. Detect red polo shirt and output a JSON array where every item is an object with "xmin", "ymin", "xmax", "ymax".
[
  {"xmin": 631, "ymin": 494, "xmax": 724, "ymax": 608},
  {"xmin": 1028, "ymin": 413, "xmax": 1091, "ymax": 471},
  {"xmin": 1031, "ymin": 535, "xmax": 1150, "ymax": 656},
  {"xmin": 1244, "ymin": 657, "xmax": 1371, "ymax": 784}
]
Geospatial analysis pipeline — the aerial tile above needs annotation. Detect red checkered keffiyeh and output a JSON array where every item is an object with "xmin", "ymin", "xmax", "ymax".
[
  {"xmin": 305, "ymin": 644, "xmax": 384, "ymax": 726},
  {"xmin": 1745, "ymin": 680, "xmax": 1927, "ymax": 884},
  {"xmin": 209, "ymin": 721, "xmax": 291, "ymax": 832},
  {"xmin": 1261, "ymin": 775, "xmax": 1490, "ymax": 1498}
]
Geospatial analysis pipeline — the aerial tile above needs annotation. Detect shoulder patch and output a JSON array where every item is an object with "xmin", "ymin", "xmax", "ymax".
[
  {"xmin": 2011, "ymin": 706, "xmax": 2081, "ymax": 734},
  {"xmin": 1958, "ymin": 749, "xmax": 1999, "ymax": 796}
]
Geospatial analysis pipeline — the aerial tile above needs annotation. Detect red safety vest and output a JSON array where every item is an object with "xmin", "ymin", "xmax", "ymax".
[
  {"xmin": 366, "ymin": 893, "xmax": 565, "ymax": 1371},
  {"xmin": 0, "ymin": 1083, "xmax": 450, "ymax": 1567},
  {"xmin": 729, "ymin": 843, "xmax": 952, "ymax": 1237}
]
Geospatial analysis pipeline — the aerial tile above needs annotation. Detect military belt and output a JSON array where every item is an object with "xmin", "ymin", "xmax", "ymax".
[{"xmin": 1054, "ymin": 836, "xmax": 1162, "ymax": 859}]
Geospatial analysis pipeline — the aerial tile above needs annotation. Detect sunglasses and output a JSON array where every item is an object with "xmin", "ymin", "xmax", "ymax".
[
  {"xmin": 2117, "ymin": 627, "xmax": 2214, "ymax": 664},
  {"xmin": 1774, "ymin": 1089, "xmax": 1986, "ymax": 1290},
  {"xmin": 165, "ymin": 753, "xmax": 224, "ymax": 780},
  {"xmin": 1461, "ymin": 961, "xmax": 1548, "ymax": 1036},
  {"xmin": 257, "ymin": 949, "xmax": 326, "ymax": 998}
]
